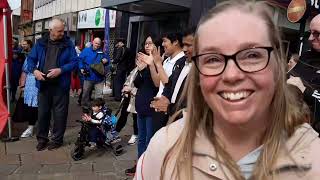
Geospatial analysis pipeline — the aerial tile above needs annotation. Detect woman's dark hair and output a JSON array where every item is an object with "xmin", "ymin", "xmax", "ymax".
[
  {"xmin": 139, "ymin": 34, "xmax": 163, "ymax": 55},
  {"xmin": 91, "ymin": 98, "xmax": 105, "ymax": 107},
  {"xmin": 161, "ymin": 32, "xmax": 183, "ymax": 48}
]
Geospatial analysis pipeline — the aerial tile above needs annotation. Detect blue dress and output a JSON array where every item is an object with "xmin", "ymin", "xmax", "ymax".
[{"xmin": 23, "ymin": 60, "xmax": 38, "ymax": 107}]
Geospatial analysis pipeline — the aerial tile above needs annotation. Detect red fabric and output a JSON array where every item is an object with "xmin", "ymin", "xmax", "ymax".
[
  {"xmin": 0, "ymin": 0, "xmax": 9, "ymax": 9},
  {"xmin": 0, "ymin": 1, "xmax": 12, "ymax": 135},
  {"xmin": 71, "ymin": 72, "xmax": 81, "ymax": 90}
]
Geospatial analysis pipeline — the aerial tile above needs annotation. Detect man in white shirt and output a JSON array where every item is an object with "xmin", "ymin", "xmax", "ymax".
[{"xmin": 152, "ymin": 28, "xmax": 195, "ymax": 118}]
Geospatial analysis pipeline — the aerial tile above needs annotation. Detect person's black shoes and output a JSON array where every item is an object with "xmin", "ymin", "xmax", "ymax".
[
  {"xmin": 47, "ymin": 142, "xmax": 62, "ymax": 150},
  {"xmin": 36, "ymin": 142, "xmax": 48, "ymax": 151},
  {"xmin": 125, "ymin": 165, "xmax": 136, "ymax": 176}
]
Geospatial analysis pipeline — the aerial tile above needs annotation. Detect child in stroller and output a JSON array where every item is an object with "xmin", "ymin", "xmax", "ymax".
[{"xmin": 71, "ymin": 98, "xmax": 123, "ymax": 161}]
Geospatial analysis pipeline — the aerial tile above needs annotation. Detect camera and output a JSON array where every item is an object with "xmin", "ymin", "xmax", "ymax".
[{"xmin": 82, "ymin": 68, "xmax": 90, "ymax": 77}]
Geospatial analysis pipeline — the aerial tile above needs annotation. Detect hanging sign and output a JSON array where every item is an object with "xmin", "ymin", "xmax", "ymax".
[
  {"xmin": 287, "ymin": 0, "xmax": 308, "ymax": 23},
  {"xmin": 78, "ymin": 8, "xmax": 116, "ymax": 29}
]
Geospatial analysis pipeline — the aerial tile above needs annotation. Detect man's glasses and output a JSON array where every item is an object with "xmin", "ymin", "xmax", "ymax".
[
  {"xmin": 192, "ymin": 47, "xmax": 274, "ymax": 76},
  {"xmin": 310, "ymin": 31, "xmax": 320, "ymax": 39}
]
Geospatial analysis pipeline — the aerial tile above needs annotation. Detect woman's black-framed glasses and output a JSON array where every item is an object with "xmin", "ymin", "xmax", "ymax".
[{"xmin": 192, "ymin": 47, "xmax": 274, "ymax": 76}]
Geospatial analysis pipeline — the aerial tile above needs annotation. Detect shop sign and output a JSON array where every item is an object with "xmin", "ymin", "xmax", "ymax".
[
  {"xmin": 44, "ymin": 20, "xmax": 50, "ymax": 30},
  {"xmin": 287, "ymin": 0, "xmax": 307, "ymax": 23},
  {"xmin": 35, "ymin": 21, "xmax": 43, "ymax": 33},
  {"xmin": 78, "ymin": 8, "xmax": 116, "ymax": 29},
  {"xmin": 55, "ymin": 13, "xmax": 77, "ymax": 31}
]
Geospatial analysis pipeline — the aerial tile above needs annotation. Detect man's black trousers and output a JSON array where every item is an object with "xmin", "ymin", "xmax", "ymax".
[{"xmin": 37, "ymin": 84, "xmax": 69, "ymax": 145}]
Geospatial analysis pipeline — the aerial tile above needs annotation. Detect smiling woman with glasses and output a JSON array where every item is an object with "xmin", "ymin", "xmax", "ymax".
[{"xmin": 134, "ymin": 1, "xmax": 320, "ymax": 180}]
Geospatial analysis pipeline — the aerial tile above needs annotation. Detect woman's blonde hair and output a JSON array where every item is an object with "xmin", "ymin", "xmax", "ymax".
[{"xmin": 161, "ymin": 1, "xmax": 305, "ymax": 180}]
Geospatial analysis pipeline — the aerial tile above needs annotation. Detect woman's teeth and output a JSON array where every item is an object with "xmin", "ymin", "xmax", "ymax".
[{"xmin": 220, "ymin": 91, "xmax": 251, "ymax": 101}]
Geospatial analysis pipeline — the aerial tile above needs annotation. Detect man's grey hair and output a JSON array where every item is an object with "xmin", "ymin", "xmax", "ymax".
[{"xmin": 49, "ymin": 18, "xmax": 65, "ymax": 30}]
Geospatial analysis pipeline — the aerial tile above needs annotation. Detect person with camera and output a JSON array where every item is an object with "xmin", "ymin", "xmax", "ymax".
[
  {"xmin": 287, "ymin": 14, "xmax": 320, "ymax": 133},
  {"xmin": 79, "ymin": 37, "xmax": 109, "ymax": 109},
  {"xmin": 27, "ymin": 18, "xmax": 78, "ymax": 151}
]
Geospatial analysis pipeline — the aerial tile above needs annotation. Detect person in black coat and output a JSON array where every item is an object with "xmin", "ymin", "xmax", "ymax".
[
  {"xmin": 112, "ymin": 39, "xmax": 135, "ymax": 101},
  {"xmin": 287, "ymin": 14, "xmax": 320, "ymax": 133}
]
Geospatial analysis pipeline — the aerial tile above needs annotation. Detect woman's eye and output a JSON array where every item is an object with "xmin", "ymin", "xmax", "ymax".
[
  {"xmin": 242, "ymin": 51, "xmax": 263, "ymax": 59},
  {"xmin": 204, "ymin": 57, "xmax": 223, "ymax": 64}
]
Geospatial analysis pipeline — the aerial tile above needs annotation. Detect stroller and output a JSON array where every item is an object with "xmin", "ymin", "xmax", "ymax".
[{"xmin": 71, "ymin": 106, "xmax": 123, "ymax": 161}]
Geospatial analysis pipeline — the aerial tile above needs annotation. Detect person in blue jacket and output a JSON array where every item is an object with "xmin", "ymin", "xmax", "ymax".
[
  {"xmin": 27, "ymin": 18, "xmax": 78, "ymax": 151},
  {"xmin": 79, "ymin": 37, "xmax": 109, "ymax": 109}
]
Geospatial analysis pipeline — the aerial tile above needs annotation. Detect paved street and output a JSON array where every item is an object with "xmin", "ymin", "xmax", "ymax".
[{"xmin": 0, "ymin": 96, "xmax": 136, "ymax": 180}]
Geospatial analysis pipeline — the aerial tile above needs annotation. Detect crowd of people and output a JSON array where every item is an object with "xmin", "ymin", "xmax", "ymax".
[{"xmin": 8, "ymin": 0, "xmax": 320, "ymax": 179}]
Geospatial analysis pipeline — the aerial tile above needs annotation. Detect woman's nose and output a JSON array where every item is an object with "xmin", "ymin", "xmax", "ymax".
[{"xmin": 221, "ymin": 60, "xmax": 245, "ymax": 83}]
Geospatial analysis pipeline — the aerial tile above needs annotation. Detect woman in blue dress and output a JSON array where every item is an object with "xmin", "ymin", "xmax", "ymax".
[{"xmin": 19, "ymin": 40, "xmax": 38, "ymax": 137}]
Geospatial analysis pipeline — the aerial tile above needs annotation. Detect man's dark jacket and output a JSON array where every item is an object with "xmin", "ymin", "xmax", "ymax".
[
  {"xmin": 113, "ymin": 46, "xmax": 135, "ymax": 72},
  {"xmin": 162, "ymin": 56, "xmax": 188, "ymax": 116},
  {"xmin": 27, "ymin": 34, "xmax": 78, "ymax": 92},
  {"xmin": 290, "ymin": 49, "xmax": 320, "ymax": 130}
]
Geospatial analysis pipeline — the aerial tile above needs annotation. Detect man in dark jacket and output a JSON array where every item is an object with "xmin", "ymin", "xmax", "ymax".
[
  {"xmin": 27, "ymin": 18, "xmax": 78, "ymax": 151},
  {"xmin": 112, "ymin": 39, "xmax": 135, "ymax": 101},
  {"xmin": 79, "ymin": 37, "xmax": 109, "ymax": 108},
  {"xmin": 288, "ymin": 14, "xmax": 320, "ymax": 132}
]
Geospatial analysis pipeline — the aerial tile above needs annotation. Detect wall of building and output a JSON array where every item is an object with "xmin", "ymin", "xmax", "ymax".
[{"xmin": 33, "ymin": 0, "xmax": 101, "ymax": 21}]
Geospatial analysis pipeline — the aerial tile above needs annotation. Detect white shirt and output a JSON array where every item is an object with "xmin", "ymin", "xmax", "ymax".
[
  {"xmin": 171, "ymin": 62, "xmax": 192, "ymax": 103},
  {"xmin": 156, "ymin": 51, "xmax": 185, "ymax": 97},
  {"xmin": 237, "ymin": 146, "xmax": 263, "ymax": 179}
]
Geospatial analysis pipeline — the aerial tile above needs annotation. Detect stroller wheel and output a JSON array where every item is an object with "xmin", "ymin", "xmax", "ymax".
[
  {"xmin": 113, "ymin": 144, "xmax": 123, "ymax": 156},
  {"xmin": 71, "ymin": 146, "xmax": 85, "ymax": 161}
]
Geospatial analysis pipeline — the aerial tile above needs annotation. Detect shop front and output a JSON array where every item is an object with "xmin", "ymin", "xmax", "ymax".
[
  {"xmin": 77, "ymin": 7, "xmax": 116, "ymax": 49},
  {"xmin": 34, "ymin": 20, "xmax": 44, "ymax": 41},
  {"xmin": 101, "ymin": 0, "xmax": 192, "ymax": 53}
]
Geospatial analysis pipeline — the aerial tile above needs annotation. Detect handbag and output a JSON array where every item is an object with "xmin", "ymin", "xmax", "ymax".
[
  {"xmin": 12, "ymin": 92, "xmax": 27, "ymax": 122},
  {"xmin": 90, "ymin": 62, "xmax": 105, "ymax": 76}
]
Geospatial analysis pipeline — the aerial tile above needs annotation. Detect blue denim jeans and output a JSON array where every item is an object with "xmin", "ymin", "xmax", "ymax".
[{"xmin": 137, "ymin": 114, "xmax": 154, "ymax": 158}]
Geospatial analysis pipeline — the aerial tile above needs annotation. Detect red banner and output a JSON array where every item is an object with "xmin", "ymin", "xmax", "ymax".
[{"xmin": 0, "ymin": 0, "xmax": 12, "ymax": 135}]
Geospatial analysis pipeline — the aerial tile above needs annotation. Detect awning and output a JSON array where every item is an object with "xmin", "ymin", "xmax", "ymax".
[{"xmin": 101, "ymin": 0, "xmax": 191, "ymax": 15}]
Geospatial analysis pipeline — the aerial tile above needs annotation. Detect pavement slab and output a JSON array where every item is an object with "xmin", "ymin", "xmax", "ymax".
[
  {"xmin": 6, "ymin": 174, "xmax": 38, "ymax": 180},
  {"xmin": 5, "ymin": 139, "xmax": 36, "ymax": 155},
  {"xmin": 93, "ymin": 160, "xmax": 115, "ymax": 173},
  {"xmin": 0, "ymin": 142, "xmax": 6, "ymax": 156},
  {"xmin": 113, "ymin": 160, "xmax": 135, "ymax": 175},
  {"xmin": 21, "ymin": 147, "xmax": 71, "ymax": 165},
  {"xmin": 0, "ymin": 154, "xmax": 20, "ymax": 165},
  {"xmin": 69, "ymin": 163, "xmax": 93, "ymax": 174},
  {"xmin": 13, "ymin": 163, "xmax": 42, "ymax": 174},
  {"xmin": 115, "ymin": 145, "xmax": 136, "ymax": 161},
  {"xmin": 39, "ymin": 164, "xmax": 71, "ymax": 174},
  {"xmin": 0, "ymin": 164, "xmax": 19, "ymax": 176}
]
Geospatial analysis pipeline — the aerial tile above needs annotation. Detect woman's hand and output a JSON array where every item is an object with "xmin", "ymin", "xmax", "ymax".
[
  {"xmin": 122, "ymin": 85, "xmax": 132, "ymax": 93},
  {"xmin": 19, "ymin": 72, "xmax": 27, "ymax": 87},
  {"xmin": 136, "ymin": 54, "xmax": 147, "ymax": 71},
  {"xmin": 138, "ymin": 52, "xmax": 154, "ymax": 66},
  {"xmin": 152, "ymin": 46, "xmax": 163, "ymax": 66}
]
